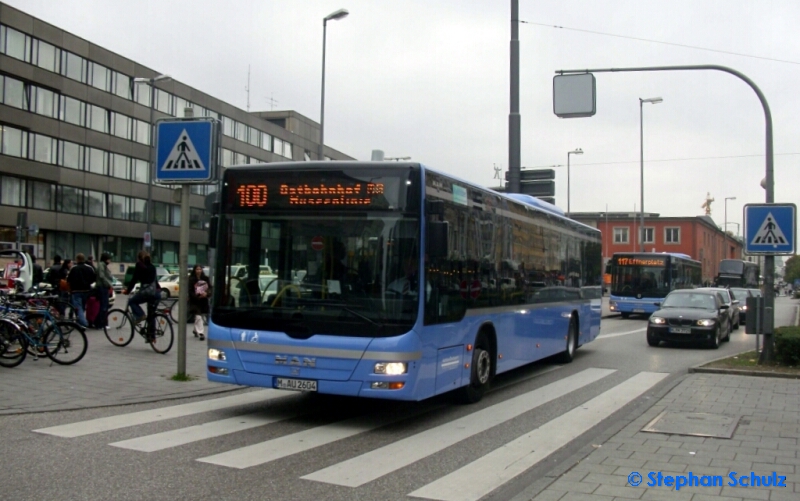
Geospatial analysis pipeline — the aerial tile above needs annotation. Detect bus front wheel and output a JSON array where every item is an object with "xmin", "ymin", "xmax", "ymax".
[
  {"xmin": 620, "ymin": 312, "xmax": 630, "ymax": 319},
  {"xmin": 457, "ymin": 337, "xmax": 493, "ymax": 404},
  {"xmin": 558, "ymin": 317, "xmax": 578, "ymax": 363}
]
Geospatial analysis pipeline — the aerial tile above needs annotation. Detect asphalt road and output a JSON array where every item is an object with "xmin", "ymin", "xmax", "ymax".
[{"xmin": 1, "ymin": 297, "xmax": 796, "ymax": 501}]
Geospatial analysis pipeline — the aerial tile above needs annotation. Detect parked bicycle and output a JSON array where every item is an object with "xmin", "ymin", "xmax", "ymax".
[
  {"xmin": 0, "ymin": 303, "xmax": 87, "ymax": 367},
  {"xmin": 104, "ymin": 301, "xmax": 174, "ymax": 354}
]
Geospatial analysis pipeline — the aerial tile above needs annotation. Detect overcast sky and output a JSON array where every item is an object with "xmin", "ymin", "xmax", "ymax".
[{"xmin": 8, "ymin": 0, "xmax": 800, "ymax": 232}]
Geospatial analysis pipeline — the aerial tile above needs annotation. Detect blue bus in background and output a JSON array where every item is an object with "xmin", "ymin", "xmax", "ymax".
[
  {"xmin": 206, "ymin": 162, "xmax": 602, "ymax": 403},
  {"xmin": 609, "ymin": 252, "xmax": 702, "ymax": 318}
]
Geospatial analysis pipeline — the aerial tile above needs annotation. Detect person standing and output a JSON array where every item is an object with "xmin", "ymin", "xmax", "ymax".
[
  {"xmin": 66, "ymin": 253, "xmax": 96, "ymax": 328},
  {"xmin": 30, "ymin": 255, "xmax": 44, "ymax": 291},
  {"xmin": 188, "ymin": 264, "xmax": 211, "ymax": 341},
  {"xmin": 95, "ymin": 253, "xmax": 114, "ymax": 329}
]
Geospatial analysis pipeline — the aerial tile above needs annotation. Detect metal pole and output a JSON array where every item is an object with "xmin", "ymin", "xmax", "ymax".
[
  {"xmin": 567, "ymin": 153, "xmax": 571, "ymax": 216},
  {"xmin": 508, "ymin": 0, "xmax": 521, "ymax": 193},
  {"xmin": 639, "ymin": 98, "xmax": 644, "ymax": 253},
  {"xmin": 318, "ymin": 19, "xmax": 328, "ymax": 160},
  {"xmin": 555, "ymin": 63, "xmax": 775, "ymax": 361},
  {"xmin": 147, "ymin": 80, "xmax": 155, "ymax": 242},
  {"xmin": 176, "ymin": 106, "xmax": 194, "ymax": 377}
]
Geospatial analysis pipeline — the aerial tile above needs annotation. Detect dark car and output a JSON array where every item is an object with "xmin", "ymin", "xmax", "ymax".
[
  {"xmin": 729, "ymin": 287, "xmax": 752, "ymax": 323},
  {"xmin": 697, "ymin": 287, "xmax": 740, "ymax": 332},
  {"xmin": 647, "ymin": 289, "xmax": 730, "ymax": 349}
]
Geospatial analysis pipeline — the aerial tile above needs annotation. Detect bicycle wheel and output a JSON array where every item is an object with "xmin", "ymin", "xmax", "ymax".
[
  {"xmin": 43, "ymin": 321, "xmax": 88, "ymax": 365},
  {"xmin": 104, "ymin": 308, "xmax": 134, "ymax": 347},
  {"xmin": 148, "ymin": 313, "xmax": 174, "ymax": 354},
  {"xmin": 166, "ymin": 299, "xmax": 179, "ymax": 324},
  {"xmin": 0, "ymin": 320, "xmax": 27, "ymax": 368},
  {"xmin": 20, "ymin": 313, "xmax": 52, "ymax": 357}
]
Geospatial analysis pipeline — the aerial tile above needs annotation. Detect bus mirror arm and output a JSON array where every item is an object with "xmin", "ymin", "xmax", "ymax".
[{"xmin": 426, "ymin": 221, "xmax": 449, "ymax": 259}]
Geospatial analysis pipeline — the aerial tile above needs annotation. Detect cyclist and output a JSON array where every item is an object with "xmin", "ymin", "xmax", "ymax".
[{"xmin": 125, "ymin": 250, "xmax": 159, "ymax": 338}]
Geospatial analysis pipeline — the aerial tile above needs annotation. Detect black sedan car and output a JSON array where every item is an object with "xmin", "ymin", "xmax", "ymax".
[
  {"xmin": 647, "ymin": 289, "xmax": 730, "ymax": 349},
  {"xmin": 729, "ymin": 287, "xmax": 752, "ymax": 323}
]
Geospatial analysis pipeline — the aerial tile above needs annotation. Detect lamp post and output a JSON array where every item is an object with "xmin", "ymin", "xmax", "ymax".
[
  {"xmin": 318, "ymin": 8, "xmax": 349, "ymax": 161},
  {"xmin": 639, "ymin": 96, "xmax": 663, "ymax": 252},
  {"xmin": 725, "ymin": 222, "xmax": 740, "ymax": 238},
  {"xmin": 724, "ymin": 195, "xmax": 737, "ymax": 236},
  {"xmin": 566, "ymin": 148, "xmax": 583, "ymax": 217},
  {"xmin": 133, "ymin": 74, "xmax": 171, "ymax": 245}
]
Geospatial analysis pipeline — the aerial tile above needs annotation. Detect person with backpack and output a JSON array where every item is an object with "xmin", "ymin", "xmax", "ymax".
[
  {"xmin": 188, "ymin": 264, "xmax": 211, "ymax": 341},
  {"xmin": 66, "ymin": 253, "xmax": 96, "ymax": 328},
  {"xmin": 125, "ymin": 250, "xmax": 159, "ymax": 337}
]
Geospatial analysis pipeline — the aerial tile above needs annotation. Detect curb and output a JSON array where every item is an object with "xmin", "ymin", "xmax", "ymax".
[{"xmin": 688, "ymin": 366, "xmax": 800, "ymax": 379}]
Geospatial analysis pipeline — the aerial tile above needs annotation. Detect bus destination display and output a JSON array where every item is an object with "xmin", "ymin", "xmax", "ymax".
[
  {"xmin": 615, "ymin": 257, "xmax": 666, "ymax": 267},
  {"xmin": 234, "ymin": 182, "xmax": 385, "ymax": 208}
]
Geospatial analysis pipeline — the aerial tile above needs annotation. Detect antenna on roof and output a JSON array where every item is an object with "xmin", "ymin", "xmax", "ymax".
[
  {"xmin": 245, "ymin": 65, "xmax": 251, "ymax": 112},
  {"xmin": 265, "ymin": 93, "xmax": 278, "ymax": 111}
]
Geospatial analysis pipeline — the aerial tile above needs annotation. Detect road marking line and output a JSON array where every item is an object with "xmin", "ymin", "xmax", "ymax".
[
  {"xmin": 34, "ymin": 390, "xmax": 280, "ymax": 438},
  {"xmin": 408, "ymin": 371, "xmax": 669, "ymax": 501},
  {"xmin": 301, "ymin": 368, "xmax": 616, "ymax": 487},
  {"xmin": 109, "ymin": 409, "xmax": 298, "ymax": 452},
  {"xmin": 597, "ymin": 327, "xmax": 646, "ymax": 340}
]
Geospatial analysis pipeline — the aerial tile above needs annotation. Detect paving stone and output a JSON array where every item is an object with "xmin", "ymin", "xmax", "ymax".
[
  {"xmin": 549, "ymin": 480, "xmax": 598, "ymax": 494},
  {"xmin": 531, "ymin": 490, "xmax": 566, "ymax": 501},
  {"xmin": 593, "ymin": 485, "xmax": 643, "ymax": 499}
]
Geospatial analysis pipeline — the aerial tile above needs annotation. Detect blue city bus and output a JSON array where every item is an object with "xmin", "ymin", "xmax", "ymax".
[
  {"xmin": 609, "ymin": 252, "xmax": 702, "ymax": 318},
  {"xmin": 206, "ymin": 162, "xmax": 602, "ymax": 402}
]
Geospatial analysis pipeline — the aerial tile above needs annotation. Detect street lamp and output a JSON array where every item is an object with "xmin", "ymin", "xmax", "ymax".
[
  {"xmin": 726, "ymin": 222, "xmax": 740, "ymax": 238},
  {"xmin": 133, "ymin": 74, "xmax": 172, "ymax": 245},
  {"xmin": 566, "ymin": 148, "xmax": 583, "ymax": 217},
  {"xmin": 639, "ymin": 96, "xmax": 663, "ymax": 252},
  {"xmin": 318, "ymin": 8, "xmax": 349, "ymax": 161},
  {"xmin": 722, "ymin": 197, "xmax": 736, "ymax": 254}
]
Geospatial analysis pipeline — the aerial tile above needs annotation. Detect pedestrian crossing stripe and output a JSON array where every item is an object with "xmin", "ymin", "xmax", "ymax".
[
  {"xmin": 161, "ymin": 130, "xmax": 207, "ymax": 171},
  {"xmin": 750, "ymin": 212, "xmax": 788, "ymax": 247},
  {"xmin": 31, "ymin": 369, "xmax": 669, "ymax": 500}
]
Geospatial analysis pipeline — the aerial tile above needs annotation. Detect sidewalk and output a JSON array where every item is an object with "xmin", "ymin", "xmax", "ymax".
[
  {"xmin": 0, "ymin": 321, "xmax": 243, "ymax": 415},
  {"xmin": 522, "ymin": 372, "xmax": 800, "ymax": 500}
]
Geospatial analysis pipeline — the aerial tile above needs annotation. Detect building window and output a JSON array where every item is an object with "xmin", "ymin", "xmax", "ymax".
[
  {"xmin": 59, "ymin": 140, "xmax": 84, "ymax": 170},
  {"xmin": 2, "ymin": 76, "xmax": 27, "ymax": 109},
  {"xmin": 59, "ymin": 95, "xmax": 85, "ymax": 126},
  {"xmin": 33, "ymin": 39, "xmax": 60, "ymax": 73},
  {"xmin": 112, "ymin": 112, "xmax": 131, "ymax": 140},
  {"xmin": 155, "ymin": 89, "xmax": 172, "ymax": 115},
  {"xmin": 222, "ymin": 116, "xmax": 234, "ymax": 137},
  {"xmin": 28, "ymin": 180, "xmax": 55, "ymax": 210},
  {"xmin": 88, "ymin": 104, "xmax": 109, "ymax": 133},
  {"xmin": 0, "ymin": 176, "xmax": 26, "ymax": 206},
  {"xmin": 85, "ymin": 190, "xmax": 106, "ymax": 217},
  {"xmin": 190, "ymin": 207, "xmax": 205, "ymax": 230},
  {"xmin": 171, "ymin": 205, "xmax": 181, "ymax": 226},
  {"xmin": 261, "ymin": 132, "xmax": 272, "ymax": 151},
  {"xmin": 131, "ymin": 158, "xmax": 149, "ymax": 183},
  {"xmin": 220, "ymin": 148, "xmax": 233, "ymax": 167},
  {"xmin": 235, "ymin": 121, "xmax": 247, "ymax": 142},
  {"xmin": 130, "ymin": 198, "xmax": 146, "ymax": 222},
  {"xmin": 613, "ymin": 227, "xmax": 629, "ymax": 244},
  {"xmin": 61, "ymin": 51, "xmax": 86, "ymax": 83},
  {"xmin": 1, "ymin": 125, "xmax": 27, "ymax": 158},
  {"xmin": 108, "ymin": 194, "xmax": 129, "ymax": 220},
  {"xmin": 89, "ymin": 62, "xmax": 111, "ymax": 92},
  {"xmin": 30, "ymin": 133, "xmax": 58, "ymax": 164},
  {"xmin": 134, "ymin": 119, "xmax": 150, "ymax": 145},
  {"xmin": 3, "ymin": 26, "xmax": 30, "ymax": 62},
  {"xmin": 665, "ymin": 227, "xmax": 680, "ymax": 244},
  {"xmin": 110, "ymin": 153, "xmax": 128, "ymax": 179},
  {"xmin": 86, "ymin": 147, "xmax": 107, "ymax": 175},
  {"xmin": 113, "ymin": 72, "xmax": 131, "ymax": 99},
  {"xmin": 153, "ymin": 201, "xmax": 169, "ymax": 225},
  {"xmin": 639, "ymin": 227, "xmax": 654, "ymax": 244},
  {"xmin": 248, "ymin": 126, "xmax": 260, "ymax": 147},
  {"xmin": 33, "ymin": 86, "xmax": 58, "ymax": 118},
  {"xmin": 58, "ymin": 186, "xmax": 83, "ymax": 214},
  {"xmin": 134, "ymin": 83, "xmax": 150, "ymax": 107}
]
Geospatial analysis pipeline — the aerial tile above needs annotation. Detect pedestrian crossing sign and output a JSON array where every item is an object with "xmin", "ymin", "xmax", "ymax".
[
  {"xmin": 156, "ymin": 118, "xmax": 217, "ymax": 183},
  {"xmin": 743, "ymin": 203, "xmax": 796, "ymax": 255}
]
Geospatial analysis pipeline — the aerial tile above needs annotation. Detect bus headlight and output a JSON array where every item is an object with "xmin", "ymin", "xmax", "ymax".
[
  {"xmin": 374, "ymin": 362, "xmax": 407, "ymax": 375},
  {"xmin": 609, "ymin": 301, "xmax": 617, "ymax": 311},
  {"xmin": 650, "ymin": 316, "xmax": 666, "ymax": 325},
  {"xmin": 696, "ymin": 319, "xmax": 715, "ymax": 327},
  {"xmin": 208, "ymin": 348, "xmax": 226, "ymax": 361}
]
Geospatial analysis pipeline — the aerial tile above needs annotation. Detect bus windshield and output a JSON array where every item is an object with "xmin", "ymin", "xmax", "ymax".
[
  {"xmin": 212, "ymin": 214, "xmax": 421, "ymax": 337},
  {"xmin": 610, "ymin": 258, "xmax": 669, "ymax": 298}
]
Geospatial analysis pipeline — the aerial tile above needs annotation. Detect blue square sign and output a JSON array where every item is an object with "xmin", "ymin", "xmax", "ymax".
[
  {"xmin": 743, "ymin": 203, "xmax": 796, "ymax": 255},
  {"xmin": 156, "ymin": 119, "xmax": 216, "ymax": 183}
]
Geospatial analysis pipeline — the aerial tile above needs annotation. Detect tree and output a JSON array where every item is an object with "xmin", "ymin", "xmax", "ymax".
[{"xmin": 784, "ymin": 255, "xmax": 800, "ymax": 285}]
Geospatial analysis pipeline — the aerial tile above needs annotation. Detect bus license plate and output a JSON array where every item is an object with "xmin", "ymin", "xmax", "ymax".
[
  {"xmin": 669, "ymin": 327, "xmax": 691, "ymax": 334},
  {"xmin": 633, "ymin": 309, "xmax": 645, "ymax": 313},
  {"xmin": 275, "ymin": 378, "xmax": 317, "ymax": 392}
]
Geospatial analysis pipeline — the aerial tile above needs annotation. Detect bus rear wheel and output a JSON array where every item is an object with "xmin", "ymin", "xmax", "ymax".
[{"xmin": 457, "ymin": 336, "xmax": 493, "ymax": 404}]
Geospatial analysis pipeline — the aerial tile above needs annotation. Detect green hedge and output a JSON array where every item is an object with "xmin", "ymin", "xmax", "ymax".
[{"xmin": 775, "ymin": 326, "xmax": 800, "ymax": 366}]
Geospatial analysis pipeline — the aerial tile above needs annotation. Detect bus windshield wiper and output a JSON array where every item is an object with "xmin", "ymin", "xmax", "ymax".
[{"xmin": 311, "ymin": 301, "xmax": 384, "ymax": 328}]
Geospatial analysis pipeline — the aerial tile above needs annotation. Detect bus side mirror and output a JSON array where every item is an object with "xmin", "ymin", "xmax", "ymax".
[
  {"xmin": 208, "ymin": 216, "xmax": 218, "ymax": 249},
  {"xmin": 426, "ymin": 221, "xmax": 448, "ymax": 259}
]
